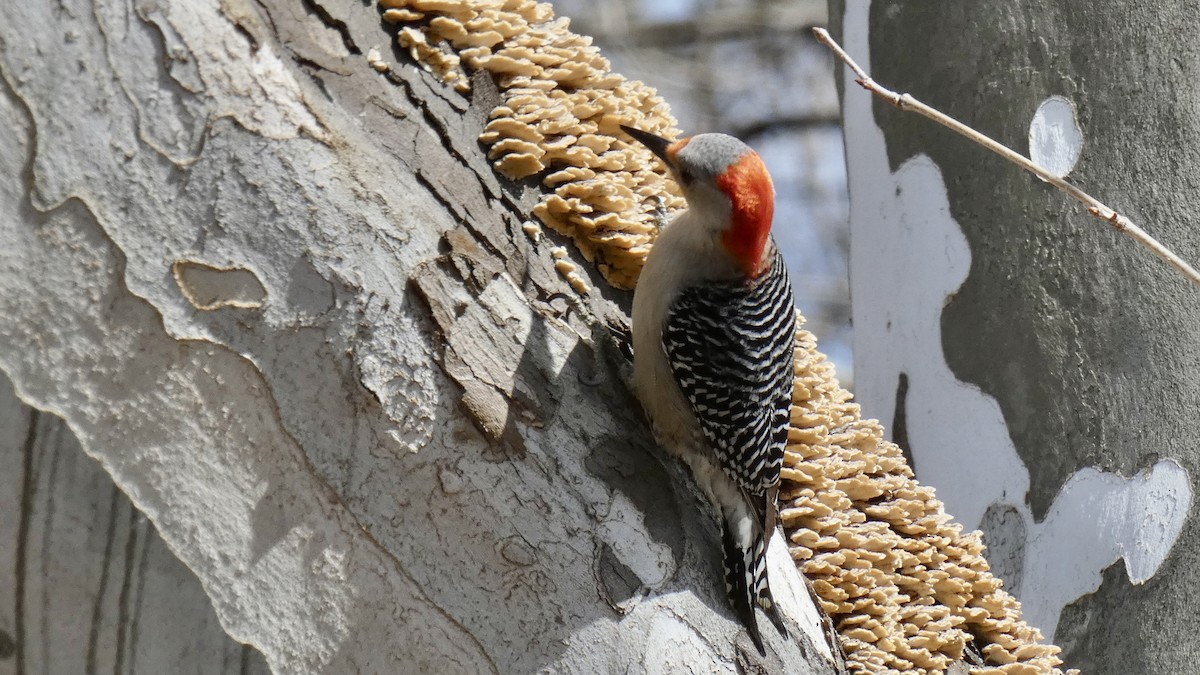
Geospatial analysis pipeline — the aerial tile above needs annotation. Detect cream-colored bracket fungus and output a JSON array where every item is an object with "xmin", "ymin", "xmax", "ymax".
[{"xmin": 383, "ymin": 0, "xmax": 682, "ymax": 291}]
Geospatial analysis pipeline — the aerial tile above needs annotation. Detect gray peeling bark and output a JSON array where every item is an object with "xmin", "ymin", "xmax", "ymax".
[
  {"xmin": 859, "ymin": 3, "xmax": 1200, "ymax": 674},
  {"xmin": 0, "ymin": 0, "xmax": 834, "ymax": 673},
  {"xmin": 0, "ymin": 377, "xmax": 273, "ymax": 674}
]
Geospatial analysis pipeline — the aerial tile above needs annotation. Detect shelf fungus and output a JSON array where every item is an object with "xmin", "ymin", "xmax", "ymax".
[
  {"xmin": 380, "ymin": 0, "xmax": 683, "ymax": 291},
  {"xmin": 379, "ymin": 1, "xmax": 1075, "ymax": 673}
]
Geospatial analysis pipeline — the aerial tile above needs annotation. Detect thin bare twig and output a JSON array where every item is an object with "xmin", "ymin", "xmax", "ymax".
[{"xmin": 813, "ymin": 27, "xmax": 1200, "ymax": 288}]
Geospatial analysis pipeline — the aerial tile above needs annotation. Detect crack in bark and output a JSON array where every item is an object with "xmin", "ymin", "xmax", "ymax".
[
  {"xmin": 300, "ymin": 0, "xmax": 361, "ymax": 55},
  {"xmin": 86, "ymin": 484, "xmax": 122, "ymax": 674},
  {"xmin": 14, "ymin": 408, "xmax": 39, "ymax": 675},
  {"xmin": 113, "ymin": 508, "xmax": 140, "ymax": 674}
]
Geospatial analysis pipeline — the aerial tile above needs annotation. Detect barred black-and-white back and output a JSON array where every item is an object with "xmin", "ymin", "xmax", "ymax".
[{"xmin": 662, "ymin": 245, "xmax": 796, "ymax": 495}]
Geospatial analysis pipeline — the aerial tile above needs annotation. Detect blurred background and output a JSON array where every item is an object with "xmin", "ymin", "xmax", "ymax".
[{"xmin": 551, "ymin": 0, "xmax": 853, "ymax": 385}]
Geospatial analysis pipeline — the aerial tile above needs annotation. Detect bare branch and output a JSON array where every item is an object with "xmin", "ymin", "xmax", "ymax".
[{"xmin": 813, "ymin": 27, "xmax": 1200, "ymax": 288}]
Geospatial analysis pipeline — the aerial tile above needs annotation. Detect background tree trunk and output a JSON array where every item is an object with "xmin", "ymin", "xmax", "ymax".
[
  {"xmin": 837, "ymin": 2, "xmax": 1199, "ymax": 673},
  {"xmin": 0, "ymin": 0, "xmax": 837, "ymax": 673}
]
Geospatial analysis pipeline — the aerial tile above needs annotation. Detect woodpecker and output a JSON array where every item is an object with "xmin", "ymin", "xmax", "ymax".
[{"xmin": 623, "ymin": 125, "xmax": 796, "ymax": 653}]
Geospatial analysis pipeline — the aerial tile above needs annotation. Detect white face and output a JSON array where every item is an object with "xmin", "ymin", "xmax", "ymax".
[{"xmin": 676, "ymin": 176, "xmax": 734, "ymax": 236}]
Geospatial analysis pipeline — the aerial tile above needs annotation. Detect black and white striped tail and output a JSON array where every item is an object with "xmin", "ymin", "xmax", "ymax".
[{"xmin": 722, "ymin": 516, "xmax": 787, "ymax": 654}]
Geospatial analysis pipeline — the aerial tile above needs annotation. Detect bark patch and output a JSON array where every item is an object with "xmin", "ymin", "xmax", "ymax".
[{"xmin": 172, "ymin": 260, "xmax": 267, "ymax": 311}]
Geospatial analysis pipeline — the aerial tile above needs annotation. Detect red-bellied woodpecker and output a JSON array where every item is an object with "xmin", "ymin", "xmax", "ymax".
[{"xmin": 622, "ymin": 125, "xmax": 796, "ymax": 653}]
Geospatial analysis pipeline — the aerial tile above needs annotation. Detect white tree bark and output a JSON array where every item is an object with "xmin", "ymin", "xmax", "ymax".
[{"xmin": 0, "ymin": 0, "xmax": 836, "ymax": 672}]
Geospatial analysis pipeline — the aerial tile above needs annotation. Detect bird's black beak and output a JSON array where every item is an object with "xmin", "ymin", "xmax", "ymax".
[{"xmin": 621, "ymin": 125, "xmax": 674, "ymax": 166}]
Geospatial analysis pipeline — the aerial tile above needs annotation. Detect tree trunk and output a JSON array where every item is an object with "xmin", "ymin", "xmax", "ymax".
[
  {"xmin": 0, "ymin": 0, "xmax": 836, "ymax": 673},
  {"xmin": 838, "ymin": 2, "xmax": 1199, "ymax": 673}
]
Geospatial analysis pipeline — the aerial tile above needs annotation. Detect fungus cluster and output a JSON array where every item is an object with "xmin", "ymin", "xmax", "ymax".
[
  {"xmin": 382, "ymin": 0, "xmax": 685, "ymax": 290},
  {"xmin": 378, "ymin": 1, "xmax": 1074, "ymax": 673},
  {"xmin": 782, "ymin": 326, "xmax": 1073, "ymax": 675}
]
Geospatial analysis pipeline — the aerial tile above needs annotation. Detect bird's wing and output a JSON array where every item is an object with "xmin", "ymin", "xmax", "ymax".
[{"xmin": 662, "ymin": 246, "xmax": 796, "ymax": 497}]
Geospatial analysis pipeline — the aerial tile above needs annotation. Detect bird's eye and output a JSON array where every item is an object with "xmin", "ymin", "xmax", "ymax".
[{"xmin": 678, "ymin": 169, "xmax": 695, "ymax": 185}]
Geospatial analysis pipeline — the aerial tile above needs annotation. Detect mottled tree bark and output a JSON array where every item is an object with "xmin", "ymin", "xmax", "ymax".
[
  {"xmin": 837, "ymin": 2, "xmax": 1200, "ymax": 674},
  {"xmin": 0, "ymin": 376, "xmax": 273, "ymax": 674},
  {"xmin": 0, "ymin": 1, "xmax": 836, "ymax": 673}
]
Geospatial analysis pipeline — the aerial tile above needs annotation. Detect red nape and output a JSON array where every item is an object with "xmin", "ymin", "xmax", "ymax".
[{"xmin": 717, "ymin": 151, "xmax": 775, "ymax": 277}]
